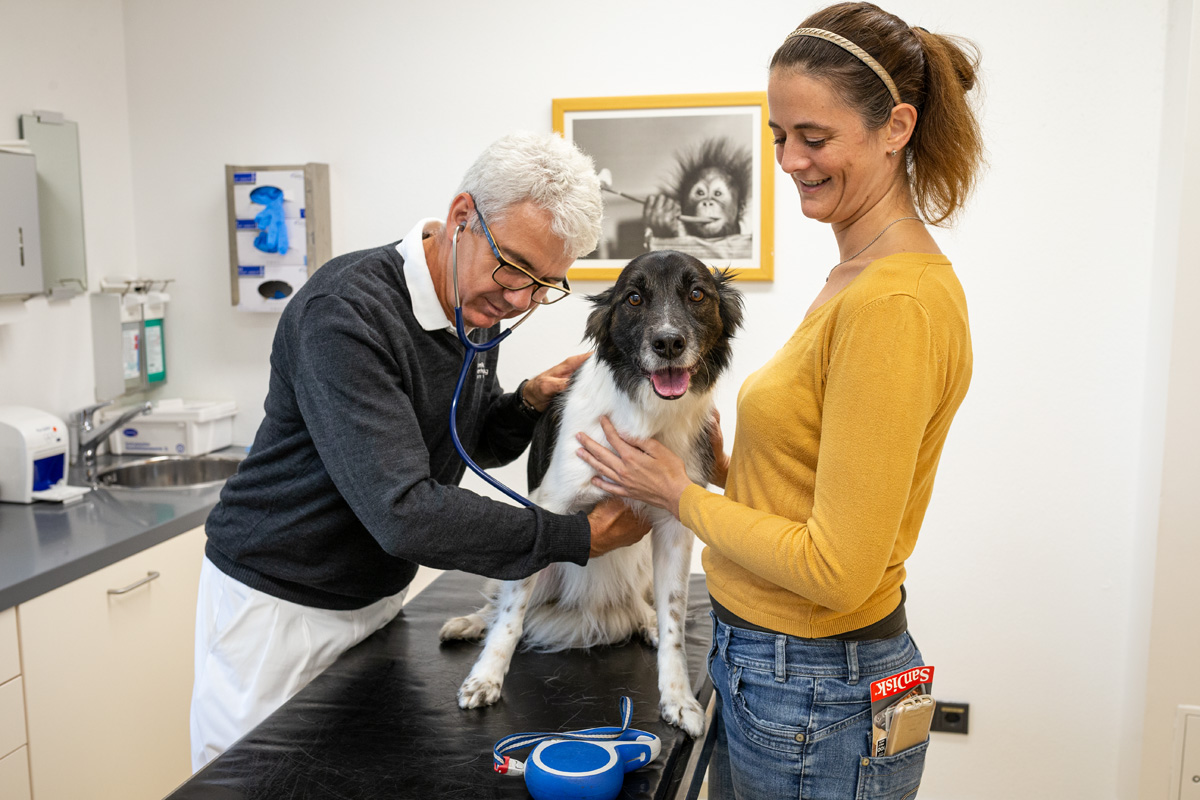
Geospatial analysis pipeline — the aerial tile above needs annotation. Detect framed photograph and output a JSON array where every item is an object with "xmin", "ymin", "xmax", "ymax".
[{"xmin": 553, "ymin": 92, "xmax": 774, "ymax": 282}]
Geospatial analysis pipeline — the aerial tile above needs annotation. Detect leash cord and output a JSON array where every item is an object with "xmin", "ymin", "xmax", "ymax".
[{"xmin": 493, "ymin": 696, "xmax": 634, "ymax": 774}]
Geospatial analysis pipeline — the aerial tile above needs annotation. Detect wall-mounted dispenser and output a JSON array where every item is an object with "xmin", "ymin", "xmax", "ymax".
[
  {"xmin": 0, "ymin": 143, "xmax": 44, "ymax": 298},
  {"xmin": 91, "ymin": 278, "xmax": 172, "ymax": 400},
  {"xmin": 224, "ymin": 163, "xmax": 330, "ymax": 312},
  {"xmin": 19, "ymin": 111, "xmax": 88, "ymax": 298}
]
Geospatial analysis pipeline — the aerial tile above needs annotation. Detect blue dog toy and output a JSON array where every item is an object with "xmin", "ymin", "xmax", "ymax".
[
  {"xmin": 250, "ymin": 185, "xmax": 288, "ymax": 255},
  {"xmin": 493, "ymin": 697, "xmax": 661, "ymax": 800}
]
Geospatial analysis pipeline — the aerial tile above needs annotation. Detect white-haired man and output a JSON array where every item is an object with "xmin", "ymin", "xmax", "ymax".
[{"xmin": 190, "ymin": 133, "xmax": 649, "ymax": 769}]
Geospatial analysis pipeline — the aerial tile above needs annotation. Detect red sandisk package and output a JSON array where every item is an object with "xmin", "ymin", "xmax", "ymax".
[{"xmin": 870, "ymin": 665, "xmax": 935, "ymax": 756}]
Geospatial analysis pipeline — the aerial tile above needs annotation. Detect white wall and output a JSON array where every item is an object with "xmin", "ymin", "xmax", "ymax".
[
  {"xmin": 0, "ymin": 0, "xmax": 1191, "ymax": 796},
  {"xmin": 0, "ymin": 0, "xmax": 138, "ymax": 419},
  {"xmin": 1137, "ymin": 0, "xmax": 1200, "ymax": 796}
]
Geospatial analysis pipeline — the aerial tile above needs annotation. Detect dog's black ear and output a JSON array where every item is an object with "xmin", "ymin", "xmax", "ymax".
[
  {"xmin": 713, "ymin": 268, "xmax": 745, "ymax": 336},
  {"xmin": 583, "ymin": 286, "xmax": 617, "ymax": 345}
]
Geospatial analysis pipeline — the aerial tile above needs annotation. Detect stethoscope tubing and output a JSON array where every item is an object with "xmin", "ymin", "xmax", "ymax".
[{"xmin": 449, "ymin": 222, "xmax": 535, "ymax": 508}]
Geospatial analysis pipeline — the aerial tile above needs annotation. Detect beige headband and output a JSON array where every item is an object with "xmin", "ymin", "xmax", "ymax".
[{"xmin": 783, "ymin": 27, "xmax": 902, "ymax": 105}]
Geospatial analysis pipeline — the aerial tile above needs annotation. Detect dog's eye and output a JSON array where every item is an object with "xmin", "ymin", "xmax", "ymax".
[
  {"xmin": 689, "ymin": 289, "xmax": 705, "ymax": 302},
  {"xmin": 627, "ymin": 293, "xmax": 642, "ymax": 307}
]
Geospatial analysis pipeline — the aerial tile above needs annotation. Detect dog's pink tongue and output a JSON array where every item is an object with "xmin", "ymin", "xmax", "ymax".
[{"xmin": 652, "ymin": 368, "xmax": 691, "ymax": 398}]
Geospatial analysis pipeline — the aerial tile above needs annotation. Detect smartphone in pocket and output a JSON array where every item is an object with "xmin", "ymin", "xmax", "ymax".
[{"xmin": 884, "ymin": 694, "xmax": 935, "ymax": 755}]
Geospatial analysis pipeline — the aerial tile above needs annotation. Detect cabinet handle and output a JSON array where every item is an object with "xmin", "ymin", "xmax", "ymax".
[{"xmin": 107, "ymin": 571, "xmax": 161, "ymax": 595}]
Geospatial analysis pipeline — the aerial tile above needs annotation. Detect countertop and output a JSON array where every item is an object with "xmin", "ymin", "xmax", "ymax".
[
  {"xmin": 167, "ymin": 570, "xmax": 716, "ymax": 800},
  {"xmin": 0, "ymin": 449, "xmax": 242, "ymax": 611}
]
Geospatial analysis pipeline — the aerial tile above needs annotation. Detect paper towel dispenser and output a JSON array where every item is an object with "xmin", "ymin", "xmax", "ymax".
[{"xmin": 0, "ymin": 148, "xmax": 44, "ymax": 297}]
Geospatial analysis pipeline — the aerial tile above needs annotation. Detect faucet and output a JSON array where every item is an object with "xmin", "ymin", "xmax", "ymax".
[{"xmin": 76, "ymin": 401, "xmax": 153, "ymax": 483}]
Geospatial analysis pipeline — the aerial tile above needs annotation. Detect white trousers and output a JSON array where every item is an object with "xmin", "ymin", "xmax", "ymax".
[{"xmin": 189, "ymin": 556, "xmax": 407, "ymax": 771}]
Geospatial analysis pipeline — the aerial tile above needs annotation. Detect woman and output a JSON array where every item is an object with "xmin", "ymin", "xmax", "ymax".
[{"xmin": 576, "ymin": 3, "xmax": 983, "ymax": 797}]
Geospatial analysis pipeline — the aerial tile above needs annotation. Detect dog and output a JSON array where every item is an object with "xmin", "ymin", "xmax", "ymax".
[{"xmin": 439, "ymin": 250, "xmax": 743, "ymax": 737}]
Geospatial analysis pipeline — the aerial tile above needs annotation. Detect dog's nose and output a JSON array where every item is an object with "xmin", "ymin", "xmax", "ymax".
[{"xmin": 653, "ymin": 330, "xmax": 686, "ymax": 359}]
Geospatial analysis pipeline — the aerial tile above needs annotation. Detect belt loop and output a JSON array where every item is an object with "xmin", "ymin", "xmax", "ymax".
[
  {"xmin": 774, "ymin": 635, "xmax": 787, "ymax": 682},
  {"xmin": 845, "ymin": 641, "xmax": 860, "ymax": 685},
  {"xmin": 715, "ymin": 616, "xmax": 730, "ymax": 661}
]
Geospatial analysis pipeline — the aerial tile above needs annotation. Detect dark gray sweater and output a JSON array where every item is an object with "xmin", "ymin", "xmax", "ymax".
[{"xmin": 205, "ymin": 241, "xmax": 590, "ymax": 609}]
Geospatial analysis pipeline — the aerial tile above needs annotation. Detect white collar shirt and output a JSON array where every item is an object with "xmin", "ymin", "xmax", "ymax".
[{"xmin": 397, "ymin": 219, "xmax": 454, "ymax": 333}]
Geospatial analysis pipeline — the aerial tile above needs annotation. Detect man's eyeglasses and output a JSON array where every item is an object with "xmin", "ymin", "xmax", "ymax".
[{"xmin": 474, "ymin": 204, "xmax": 571, "ymax": 305}]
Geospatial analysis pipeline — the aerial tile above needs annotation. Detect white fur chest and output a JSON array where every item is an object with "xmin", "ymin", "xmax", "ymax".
[{"xmin": 532, "ymin": 358, "xmax": 713, "ymax": 513}]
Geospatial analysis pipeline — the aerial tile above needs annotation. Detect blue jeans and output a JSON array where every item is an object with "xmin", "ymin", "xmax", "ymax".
[{"xmin": 706, "ymin": 612, "xmax": 929, "ymax": 799}]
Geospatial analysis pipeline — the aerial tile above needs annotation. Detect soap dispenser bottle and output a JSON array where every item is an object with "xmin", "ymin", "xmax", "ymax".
[
  {"xmin": 120, "ymin": 293, "xmax": 145, "ymax": 392},
  {"xmin": 143, "ymin": 290, "xmax": 167, "ymax": 386}
]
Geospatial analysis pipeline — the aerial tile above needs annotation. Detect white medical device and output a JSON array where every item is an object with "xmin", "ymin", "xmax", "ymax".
[{"xmin": 0, "ymin": 406, "xmax": 88, "ymax": 504}]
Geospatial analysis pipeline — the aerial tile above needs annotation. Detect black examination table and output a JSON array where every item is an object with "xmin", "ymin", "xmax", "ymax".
[{"xmin": 166, "ymin": 571, "xmax": 716, "ymax": 799}]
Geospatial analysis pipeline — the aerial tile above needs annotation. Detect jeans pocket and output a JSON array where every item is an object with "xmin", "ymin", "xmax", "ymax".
[
  {"xmin": 727, "ymin": 665, "xmax": 809, "ymax": 753},
  {"xmin": 855, "ymin": 738, "xmax": 929, "ymax": 800}
]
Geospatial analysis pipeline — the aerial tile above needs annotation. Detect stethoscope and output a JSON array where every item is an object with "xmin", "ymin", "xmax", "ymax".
[{"xmin": 449, "ymin": 221, "xmax": 537, "ymax": 507}]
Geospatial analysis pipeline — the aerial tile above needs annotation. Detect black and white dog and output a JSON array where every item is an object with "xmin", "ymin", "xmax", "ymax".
[{"xmin": 439, "ymin": 250, "xmax": 743, "ymax": 737}]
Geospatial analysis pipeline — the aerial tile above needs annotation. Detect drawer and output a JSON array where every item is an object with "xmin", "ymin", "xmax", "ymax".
[
  {"xmin": 0, "ymin": 676, "xmax": 26, "ymax": 758},
  {"xmin": 0, "ymin": 745, "xmax": 31, "ymax": 800},
  {"xmin": 0, "ymin": 607, "xmax": 17, "ymax": 683}
]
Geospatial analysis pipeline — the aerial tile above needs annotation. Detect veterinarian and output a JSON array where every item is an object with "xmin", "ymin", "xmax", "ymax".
[
  {"xmin": 577, "ymin": 3, "xmax": 983, "ymax": 797},
  {"xmin": 190, "ymin": 132, "xmax": 651, "ymax": 770}
]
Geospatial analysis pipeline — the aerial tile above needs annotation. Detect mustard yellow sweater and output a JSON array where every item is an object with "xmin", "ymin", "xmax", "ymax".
[{"xmin": 681, "ymin": 253, "xmax": 972, "ymax": 638}]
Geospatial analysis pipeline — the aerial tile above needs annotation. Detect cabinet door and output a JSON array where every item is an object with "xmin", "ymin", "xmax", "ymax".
[
  {"xmin": 20, "ymin": 526, "xmax": 206, "ymax": 800},
  {"xmin": 0, "ymin": 606, "xmax": 19, "ymax": 682},
  {"xmin": 0, "ymin": 675, "xmax": 26, "ymax": 763},
  {"xmin": 0, "ymin": 746, "xmax": 31, "ymax": 800}
]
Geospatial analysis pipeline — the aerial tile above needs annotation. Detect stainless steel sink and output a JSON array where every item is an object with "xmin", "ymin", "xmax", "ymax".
[{"xmin": 94, "ymin": 455, "xmax": 242, "ymax": 490}]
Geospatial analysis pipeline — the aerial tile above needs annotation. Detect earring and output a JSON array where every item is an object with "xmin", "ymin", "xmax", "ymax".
[{"xmin": 888, "ymin": 149, "xmax": 899, "ymax": 157}]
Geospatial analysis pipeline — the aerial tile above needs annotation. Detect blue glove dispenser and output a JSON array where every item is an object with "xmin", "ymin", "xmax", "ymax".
[{"xmin": 250, "ymin": 185, "xmax": 288, "ymax": 254}]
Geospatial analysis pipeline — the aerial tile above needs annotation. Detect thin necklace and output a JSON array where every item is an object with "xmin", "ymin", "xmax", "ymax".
[{"xmin": 826, "ymin": 216, "xmax": 922, "ymax": 282}]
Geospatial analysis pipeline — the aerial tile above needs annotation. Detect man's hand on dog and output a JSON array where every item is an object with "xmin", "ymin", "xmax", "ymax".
[
  {"xmin": 576, "ymin": 416, "xmax": 693, "ymax": 519},
  {"xmin": 586, "ymin": 497, "xmax": 652, "ymax": 558},
  {"xmin": 522, "ymin": 352, "xmax": 592, "ymax": 412},
  {"xmin": 707, "ymin": 408, "xmax": 730, "ymax": 490}
]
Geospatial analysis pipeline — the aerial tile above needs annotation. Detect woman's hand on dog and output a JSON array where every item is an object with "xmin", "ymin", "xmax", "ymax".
[
  {"xmin": 586, "ymin": 497, "xmax": 652, "ymax": 558},
  {"xmin": 522, "ymin": 352, "xmax": 592, "ymax": 412},
  {"xmin": 576, "ymin": 416, "xmax": 693, "ymax": 519}
]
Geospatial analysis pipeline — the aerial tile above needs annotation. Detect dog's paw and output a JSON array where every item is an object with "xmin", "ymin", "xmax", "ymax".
[
  {"xmin": 660, "ymin": 693, "xmax": 706, "ymax": 738},
  {"xmin": 457, "ymin": 674, "xmax": 504, "ymax": 709},
  {"xmin": 440, "ymin": 614, "xmax": 487, "ymax": 642}
]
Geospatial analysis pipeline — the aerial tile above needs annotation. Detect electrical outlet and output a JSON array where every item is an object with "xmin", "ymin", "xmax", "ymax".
[{"xmin": 930, "ymin": 701, "xmax": 969, "ymax": 735}]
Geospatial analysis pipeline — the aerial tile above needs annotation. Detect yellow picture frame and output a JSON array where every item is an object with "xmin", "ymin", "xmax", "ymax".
[{"xmin": 553, "ymin": 92, "xmax": 774, "ymax": 283}]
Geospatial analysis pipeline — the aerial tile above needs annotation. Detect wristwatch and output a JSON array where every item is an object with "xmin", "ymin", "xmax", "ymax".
[{"xmin": 515, "ymin": 379, "xmax": 542, "ymax": 419}]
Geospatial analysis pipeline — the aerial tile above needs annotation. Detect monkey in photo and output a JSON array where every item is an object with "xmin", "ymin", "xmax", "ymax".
[{"xmin": 644, "ymin": 138, "xmax": 753, "ymax": 239}]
